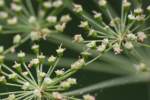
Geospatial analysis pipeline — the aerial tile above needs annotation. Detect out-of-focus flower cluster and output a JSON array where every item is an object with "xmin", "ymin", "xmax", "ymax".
[
  {"xmin": 0, "ymin": 0, "xmax": 71, "ymax": 41},
  {"xmin": 73, "ymin": 0, "xmax": 150, "ymax": 55}
]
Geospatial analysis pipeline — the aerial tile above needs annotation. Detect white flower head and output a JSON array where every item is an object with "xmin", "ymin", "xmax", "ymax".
[
  {"xmin": 43, "ymin": 1, "xmax": 52, "ymax": 8},
  {"xmin": 83, "ymin": 94, "xmax": 95, "ymax": 100},
  {"xmin": 71, "ymin": 58, "xmax": 85, "ymax": 70},
  {"xmin": 52, "ymin": 0, "xmax": 63, "ymax": 8},
  {"xmin": 60, "ymin": 14, "xmax": 72, "ymax": 23},
  {"xmin": 11, "ymin": 3, "xmax": 22, "ymax": 12},
  {"xmin": 46, "ymin": 16, "xmax": 57, "ymax": 23},
  {"xmin": 73, "ymin": 4, "xmax": 83, "ymax": 13},
  {"xmin": 0, "ymin": 11, "xmax": 8, "ymax": 19},
  {"xmin": 124, "ymin": 41, "xmax": 133, "ymax": 49},
  {"xmin": 13, "ymin": 34, "xmax": 21, "ymax": 44},
  {"xmin": 98, "ymin": 0, "xmax": 107, "ymax": 7},
  {"xmin": 137, "ymin": 32, "xmax": 147, "ymax": 42}
]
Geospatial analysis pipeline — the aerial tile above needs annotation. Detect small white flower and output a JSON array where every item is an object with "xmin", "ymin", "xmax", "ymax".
[
  {"xmin": 71, "ymin": 59, "xmax": 85, "ymax": 70},
  {"xmin": 8, "ymin": 73, "xmax": 17, "ymax": 80},
  {"xmin": 73, "ymin": 34, "xmax": 84, "ymax": 43},
  {"xmin": 56, "ymin": 47, "xmax": 65, "ymax": 55},
  {"xmin": 60, "ymin": 81, "xmax": 71, "ymax": 88},
  {"xmin": 0, "ymin": 76, "xmax": 6, "ymax": 83},
  {"xmin": 137, "ymin": 32, "xmax": 147, "ymax": 42},
  {"xmin": 79, "ymin": 21, "xmax": 89, "ymax": 28},
  {"xmin": 11, "ymin": 3, "xmax": 22, "ymax": 12},
  {"xmin": 52, "ymin": 0, "xmax": 63, "ymax": 8},
  {"xmin": 134, "ymin": 63, "xmax": 148, "ymax": 72},
  {"xmin": 52, "ymin": 92, "xmax": 63, "ymax": 100},
  {"xmin": 102, "ymin": 38, "xmax": 109, "ymax": 45},
  {"xmin": 22, "ymin": 82, "xmax": 30, "ymax": 90},
  {"xmin": 147, "ymin": 5, "xmax": 150, "ymax": 12},
  {"xmin": 86, "ymin": 41, "xmax": 96, "ymax": 48},
  {"xmin": 89, "ymin": 29, "xmax": 97, "ymax": 36},
  {"xmin": 73, "ymin": 4, "xmax": 83, "ymax": 13},
  {"xmin": 127, "ymin": 33, "xmax": 137, "ymax": 41},
  {"xmin": 43, "ymin": 77, "xmax": 53, "ymax": 84},
  {"xmin": 13, "ymin": 34, "xmax": 21, "ymax": 44},
  {"xmin": 98, "ymin": 0, "xmax": 107, "ymax": 7},
  {"xmin": 43, "ymin": 1, "xmax": 52, "ymax": 8},
  {"xmin": 48, "ymin": 55, "xmax": 56, "ymax": 64},
  {"xmin": 33, "ymin": 89, "xmax": 42, "ymax": 98},
  {"xmin": 135, "ymin": 15, "xmax": 145, "ymax": 22},
  {"xmin": 28, "ymin": 16, "xmax": 36, "ymax": 24},
  {"xmin": 60, "ymin": 14, "xmax": 72, "ymax": 23},
  {"xmin": 30, "ymin": 58, "xmax": 40, "ymax": 66},
  {"xmin": 67, "ymin": 78, "xmax": 77, "ymax": 85},
  {"xmin": 7, "ymin": 17, "xmax": 18, "ymax": 25},
  {"xmin": 113, "ymin": 43, "xmax": 122, "ymax": 54},
  {"xmin": 97, "ymin": 44, "xmax": 106, "ymax": 52},
  {"xmin": 55, "ymin": 70, "xmax": 65, "ymax": 76},
  {"xmin": 46, "ymin": 16, "xmax": 57, "ymax": 23},
  {"xmin": 0, "ymin": 11, "xmax": 8, "ymax": 19},
  {"xmin": 93, "ymin": 11, "xmax": 102, "ymax": 19},
  {"xmin": 17, "ymin": 51, "xmax": 25, "ymax": 58},
  {"xmin": 83, "ymin": 94, "xmax": 95, "ymax": 100},
  {"xmin": 123, "ymin": 0, "xmax": 131, "ymax": 8},
  {"xmin": 134, "ymin": 8, "xmax": 143, "ymax": 14},
  {"xmin": 124, "ymin": 41, "xmax": 133, "ymax": 49},
  {"xmin": 39, "ymin": 72, "xmax": 46, "ymax": 78},
  {"xmin": 55, "ymin": 23, "xmax": 66, "ymax": 32},
  {"xmin": 30, "ymin": 31, "xmax": 40, "ymax": 41},
  {"xmin": 128, "ymin": 14, "xmax": 136, "ymax": 20}
]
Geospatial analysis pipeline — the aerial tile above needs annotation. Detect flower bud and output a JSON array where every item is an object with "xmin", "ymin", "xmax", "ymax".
[
  {"xmin": 13, "ymin": 34, "xmax": 21, "ymax": 44},
  {"xmin": 55, "ymin": 70, "xmax": 65, "ymax": 76},
  {"xmin": 73, "ymin": 34, "xmax": 84, "ymax": 43},
  {"xmin": 124, "ymin": 41, "xmax": 133, "ymax": 50},
  {"xmin": 13, "ymin": 62, "xmax": 22, "ymax": 72},
  {"xmin": 56, "ymin": 46, "xmax": 65, "ymax": 56},
  {"xmin": 71, "ymin": 58, "xmax": 85, "ymax": 70},
  {"xmin": 83, "ymin": 94, "xmax": 95, "ymax": 100},
  {"xmin": 46, "ymin": 16, "xmax": 57, "ymax": 23},
  {"xmin": 17, "ymin": 51, "xmax": 25, "ymax": 62},
  {"xmin": 52, "ymin": 0, "xmax": 63, "ymax": 8},
  {"xmin": 60, "ymin": 14, "xmax": 72, "ymax": 23},
  {"xmin": 48, "ymin": 55, "xmax": 56, "ymax": 65},
  {"xmin": 30, "ymin": 58, "xmax": 40, "ymax": 67},
  {"xmin": 86, "ymin": 41, "xmax": 96, "ymax": 49},
  {"xmin": 22, "ymin": 82, "xmax": 30, "ymax": 90},
  {"xmin": 98, "ymin": 0, "xmax": 107, "ymax": 7},
  {"xmin": 32, "ymin": 44, "xmax": 39, "ymax": 54},
  {"xmin": 73, "ymin": 4, "xmax": 83, "ymax": 13},
  {"xmin": 8, "ymin": 73, "xmax": 18, "ymax": 81},
  {"xmin": 37, "ymin": 54, "xmax": 45, "ymax": 64}
]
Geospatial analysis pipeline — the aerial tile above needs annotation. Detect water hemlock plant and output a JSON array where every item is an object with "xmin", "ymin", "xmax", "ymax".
[
  {"xmin": 73, "ymin": 0, "xmax": 150, "ymax": 57},
  {"xmin": 0, "ymin": 44, "xmax": 95, "ymax": 100},
  {"xmin": 0, "ymin": 0, "xmax": 150, "ymax": 99}
]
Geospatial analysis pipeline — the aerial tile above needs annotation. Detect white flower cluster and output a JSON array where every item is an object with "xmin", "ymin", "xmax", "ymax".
[
  {"xmin": 0, "ymin": 0, "xmax": 71, "ymax": 41},
  {"xmin": 73, "ymin": 0, "xmax": 149, "ymax": 55},
  {"xmin": 0, "ymin": 44, "xmax": 87, "ymax": 100}
]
